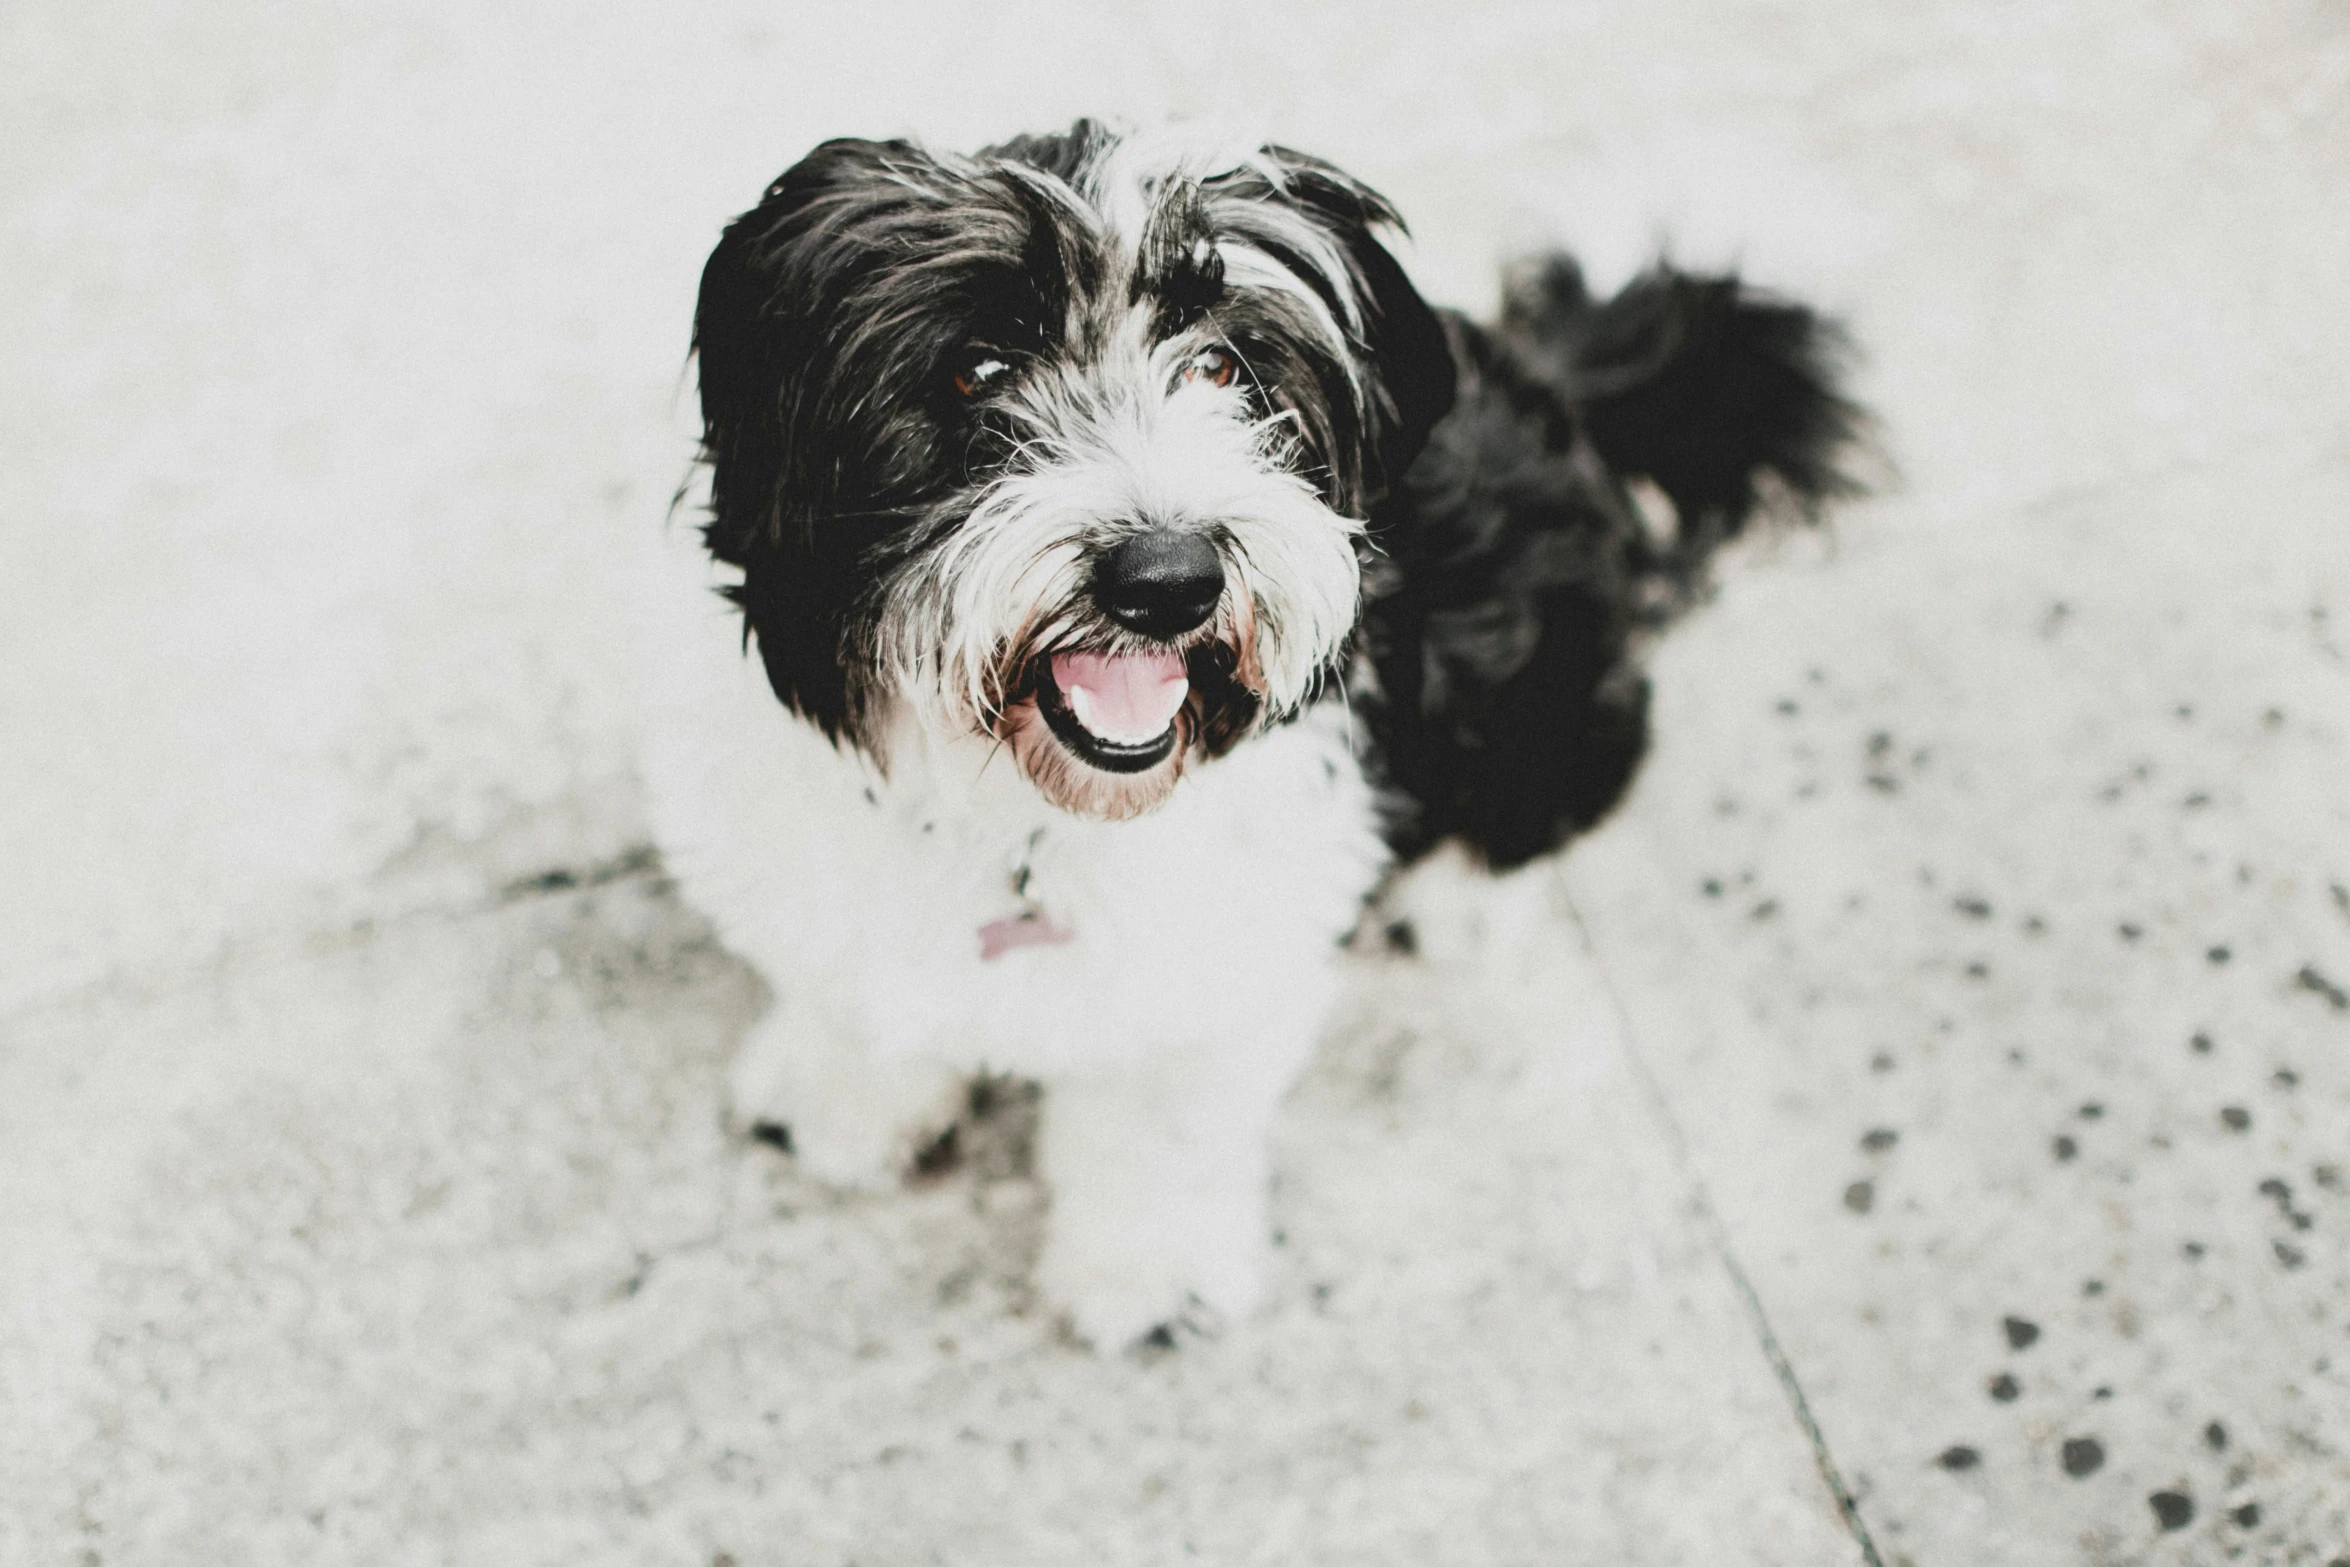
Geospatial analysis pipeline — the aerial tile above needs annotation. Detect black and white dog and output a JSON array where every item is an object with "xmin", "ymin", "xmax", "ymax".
[{"xmin": 641, "ymin": 121, "xmax": 1857, "ymax": 1346}]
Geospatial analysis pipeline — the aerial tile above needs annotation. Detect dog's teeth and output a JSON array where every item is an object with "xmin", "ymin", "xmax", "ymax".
[{"xmin": 1068, "ymin": 684, "xmax": 1100, "ymax": 735}]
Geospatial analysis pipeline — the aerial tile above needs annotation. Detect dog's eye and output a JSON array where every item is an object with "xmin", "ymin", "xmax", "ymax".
[
  {"xmin": 952, "ymin": 355, "xmax": 1011, "ymax": 398},
  {"xmin": 1180, "ymin": 347, "xmax": 1238, "ymax": 389}
]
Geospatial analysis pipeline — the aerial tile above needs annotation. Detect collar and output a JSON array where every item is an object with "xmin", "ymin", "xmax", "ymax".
[{"xmin": 979, "ymin": 826, "xmax": 1073, "ymax": 960}]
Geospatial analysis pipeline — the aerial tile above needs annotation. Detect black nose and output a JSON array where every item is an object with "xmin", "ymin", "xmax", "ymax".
[{"xmin": 1090, "ymin": 529, "xmax": 1225, "ymax": 638}]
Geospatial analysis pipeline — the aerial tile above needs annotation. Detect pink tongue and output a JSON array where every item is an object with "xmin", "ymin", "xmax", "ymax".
[{"xmin": 1050, "ymin": 650, "xmax": 1190, "ymax": 744}]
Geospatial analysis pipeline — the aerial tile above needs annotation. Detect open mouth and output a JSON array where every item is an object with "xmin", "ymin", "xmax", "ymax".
[{"xmin": 1034, "ymin": 649, "xmax": 1190, "ymax": 773}]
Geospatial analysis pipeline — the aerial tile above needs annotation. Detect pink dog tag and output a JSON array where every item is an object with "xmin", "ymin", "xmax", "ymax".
[{"xmin": 979, "ymin": 911, "xmax": 1074, "ymax": 961}]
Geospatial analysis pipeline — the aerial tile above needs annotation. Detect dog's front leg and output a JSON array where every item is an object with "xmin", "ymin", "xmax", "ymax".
[
  {"xmin": 1033, "ymin": 1048, "xmax": 1295, "ymax": 1349},
  {"xmin": 726, "ymin": 996, "xmax": 966, "ymax": 1192}
]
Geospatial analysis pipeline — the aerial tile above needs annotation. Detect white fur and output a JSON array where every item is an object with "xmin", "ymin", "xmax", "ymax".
[
  {"xmin": 636, "ymin": 520, "xmax": 1388, "ymax": 1346},
  {"xmin": 877, "ymin": 331, "xmax": 1360, "ymax": 740}
]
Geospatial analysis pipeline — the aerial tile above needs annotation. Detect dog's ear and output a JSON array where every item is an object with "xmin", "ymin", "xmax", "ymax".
[
  {"xmin": 695, "ymin": 137, "xmax": 924, "ymax": 567},
  {"xmin": 1259, "ymin": 150, "xmax": 1457, "ymax": 507},
  {"xmin": 693, "ymin": 136, "xmax": 949, "ymax": 740}
]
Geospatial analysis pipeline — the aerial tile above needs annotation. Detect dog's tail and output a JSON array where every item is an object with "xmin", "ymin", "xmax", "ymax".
[
  {"xmin": 1500, "ymin": 254, "xmax": 1865, "ymax": 597},
  {"xmin": 1359, "ymin": 255, "xmax": 1865, "ymax": 871}
]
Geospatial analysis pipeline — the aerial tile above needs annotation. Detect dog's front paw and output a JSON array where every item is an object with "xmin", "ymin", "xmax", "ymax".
[
  {"xmin": 1035, "ymin": 1218, "xmax": 1266, "ymax": 1351},
  {"xmin": 727, "ymin": 1014, "xmax": 963, "ymax": 1191}
]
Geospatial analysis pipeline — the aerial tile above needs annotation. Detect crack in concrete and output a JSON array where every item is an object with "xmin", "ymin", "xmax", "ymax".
[
  {"xmin": 1558, "ymin": 869, "xmax": 1888, "ymax": 1567},
  {"xmin": 0, "ymin": 845, "xmax": 672, "ymax": 1037}
]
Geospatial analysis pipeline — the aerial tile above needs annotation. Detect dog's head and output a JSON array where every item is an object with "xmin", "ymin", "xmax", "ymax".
[{"xmin": 693, "ymin": 121, "xmax": 1453, "ymax": 817}]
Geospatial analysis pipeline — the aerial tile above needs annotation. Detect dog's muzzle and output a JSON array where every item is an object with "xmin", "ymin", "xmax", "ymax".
[
  {"xmin": 1025, "ymin": 528, "xmax": 1230, "ymax": 773},
  {"xmin": 990, "ymin": 525, "xmax": 1271, "ymax": 816}
]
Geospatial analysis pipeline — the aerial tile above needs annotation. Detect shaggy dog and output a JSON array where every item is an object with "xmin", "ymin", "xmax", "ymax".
[{"xmin": 640, "ymin": 120, "xmax": 1858, "ymax": 1347}]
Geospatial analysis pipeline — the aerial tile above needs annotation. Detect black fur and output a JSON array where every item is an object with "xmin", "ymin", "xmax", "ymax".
[
  {"xmin": 691, "ymin": 123, "xmax": 1861, "ymax": 867},
  {"xmin": 1360, "ymin": 258, "xmax": 1861, "ymax": 868}
]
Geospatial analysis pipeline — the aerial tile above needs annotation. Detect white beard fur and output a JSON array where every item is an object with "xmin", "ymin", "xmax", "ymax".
[{"xmin": 635, "ymin": 517, "xmax": 1388, "ymax": 1347}]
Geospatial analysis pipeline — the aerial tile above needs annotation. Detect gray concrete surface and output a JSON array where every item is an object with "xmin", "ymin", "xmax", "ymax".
[
  {"xmin": 0, "ymin": 869, "xmax": 1862, "ymax": 1564},
  {"xmin": 5, "ymin": 0, "xmax": 2347, "ymax": 1562},
  {"xmin": 1570, "ymin": 457, "xmax": 2350, "ymax": 1565}
]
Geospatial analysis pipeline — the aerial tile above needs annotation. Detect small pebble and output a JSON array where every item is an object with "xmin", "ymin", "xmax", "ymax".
[
  {"xmin": 1936, "ymin": 1445, "xmax": 1981, "ymax": 1472},
  {"xmin": 2220, "ymin": 1106, "xmax": 2251, "ymax": 1132},
  {"xmin": 2060, "ymin": 1436, "xmax": 2105, "ymax": 1477},
  {"xmin": 2207, "ymin": 945, "xmax": 2232, "ymax": 965},
  {"xmin": 1988, "ymin": 1372, "xmax": 2020, "ymax": 1402},
  {"xmin": 2191, "ymin": 1031, "xmax": 2214, "ymax": 1054},
  {"xmin": 2053, "ymin": 1135, "xmax": 2078, "ymax": 1162},
  {"xmin": 1844, "ymin": 1180, "xmax": 1875, "ymax": 1215},
  {"xmin": 2204, "ymin": 1421, "xmax": 2228, "ymax": 1451},
  {"xmin": 2150, "ymin": 1491, "xmax": 2195, "ymax": 1531},
  {"xmin": 1861, "ymin": 1128, "xmax": 1899, "ymax": 1153},
  {"xmin": 2295, "ymin": 965, "xmax": 2349, "ymax": 1010},
  {"xmin": 2003, "ymin": 1316, "xmax": 2041, "ymax": 1351},
  {"xmin": 2229, "ymin": 1502, "xmax": 2261, "ymax": 1528}
]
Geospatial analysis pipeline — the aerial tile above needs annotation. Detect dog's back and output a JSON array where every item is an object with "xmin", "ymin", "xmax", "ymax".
[{"xmin": 1359, "ymin": 256, "xmax": 1863, "ymax": 868}]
